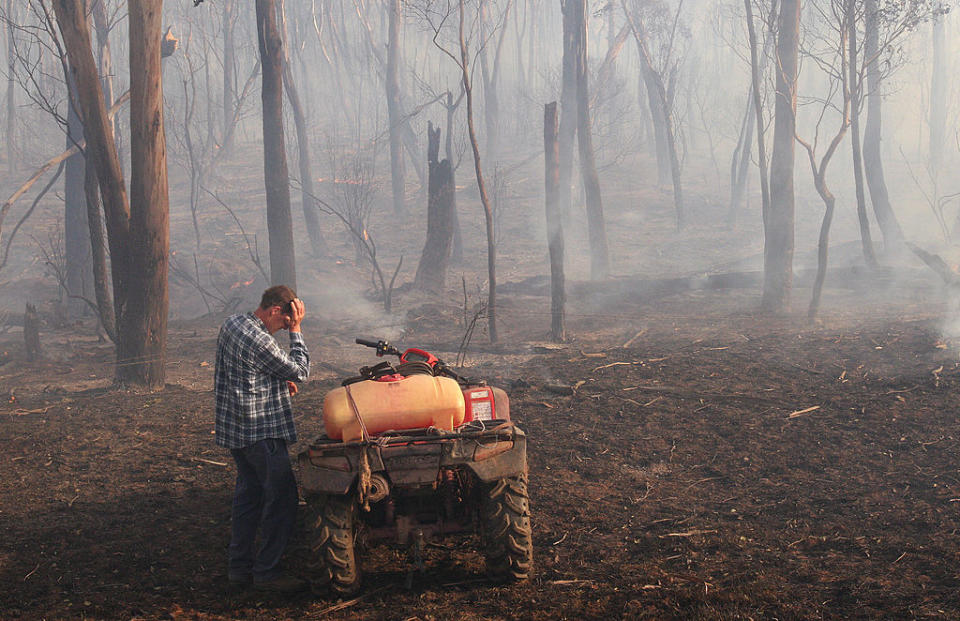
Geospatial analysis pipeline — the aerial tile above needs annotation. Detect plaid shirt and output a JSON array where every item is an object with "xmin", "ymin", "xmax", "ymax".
[{"xmin": 214, "ymin": 312, "xmax": 310, "ymax": 449}]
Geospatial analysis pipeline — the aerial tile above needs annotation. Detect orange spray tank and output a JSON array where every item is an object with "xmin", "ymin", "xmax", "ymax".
[{"xmin": 323, "ymin": 374, "xmax": 466, "ymax": 441}]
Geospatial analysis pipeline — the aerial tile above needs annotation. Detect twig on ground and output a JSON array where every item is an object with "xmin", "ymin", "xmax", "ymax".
[
  {"xmin": 787, "ymin": 405, "xmax": 821, "ymax": 419},
  {"xmin": 622, "ymin": 329, "xmax": 647, "ymax": 348},
  {"xmin": 315, "ymin": 585, "xmax": 389, "ymax": 615}
]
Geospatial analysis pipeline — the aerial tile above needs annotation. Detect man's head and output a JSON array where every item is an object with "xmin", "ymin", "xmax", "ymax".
[{"xmin": 255, "ymin": 285, "xmax": 297, "ymax": 333}]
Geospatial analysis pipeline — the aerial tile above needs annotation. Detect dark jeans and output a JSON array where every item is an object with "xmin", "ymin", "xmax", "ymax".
[{"xmin": 228, "ymin": 438, "xmax": 298, "ymax": 581}]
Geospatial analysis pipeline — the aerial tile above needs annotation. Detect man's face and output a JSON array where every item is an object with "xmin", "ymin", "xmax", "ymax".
[{"xmin": 266, "ymin": 304, "xmax": 293, "ymax": 334}]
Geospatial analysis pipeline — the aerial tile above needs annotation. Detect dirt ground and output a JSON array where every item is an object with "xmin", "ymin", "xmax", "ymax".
[
  {"xmin": 3, "ymin": 274, "xmax": 960, "ymax": 619},
  {"xmin": 2, "ymin": 136, "xmax": 960, "ymax": 618}
]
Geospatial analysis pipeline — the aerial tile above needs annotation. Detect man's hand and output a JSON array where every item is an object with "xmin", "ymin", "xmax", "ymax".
[
  {"xmin": 287, "ymin": 380, "xmax": 299, "ymax": 396},
  {"xmin": 288, "ymin": 298, "xmax": 305, "ymax": 333}
]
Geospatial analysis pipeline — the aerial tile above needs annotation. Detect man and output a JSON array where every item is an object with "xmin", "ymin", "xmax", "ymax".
[{"xmin": 215, "ymin": 285, "xmax": 310, "ymax": 592}]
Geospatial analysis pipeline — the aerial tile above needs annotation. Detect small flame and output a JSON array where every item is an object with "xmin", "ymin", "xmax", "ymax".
[
  {"xmin": 362, "ymin": 229, "xmax": 369, "ymax": 241},
  {"xmin": 229, "ymin": 278, "xmax": 256, "ymax": 290}
]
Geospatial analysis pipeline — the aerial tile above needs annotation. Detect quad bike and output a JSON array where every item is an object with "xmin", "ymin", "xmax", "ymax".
[{"xmin": 297, "ymin": 338, "xmax": 533, "ymax": 596}]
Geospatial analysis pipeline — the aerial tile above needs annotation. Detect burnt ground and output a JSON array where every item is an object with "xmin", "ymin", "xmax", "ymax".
[
  {"xmin": 2, "ymin": 279, "xmax": 960, "ymax": 620},
  {"xmin": 1, "ymin": 135, "xmax": 959, "ymax": 619}
]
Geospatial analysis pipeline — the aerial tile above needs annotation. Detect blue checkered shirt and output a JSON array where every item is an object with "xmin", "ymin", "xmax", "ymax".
[{"xmin": 214, "ymin": 312, "xmax": 310, "ymax": 449}]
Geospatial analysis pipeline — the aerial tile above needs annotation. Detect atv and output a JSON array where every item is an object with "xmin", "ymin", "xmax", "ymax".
[{"xmin": 297, "ymin": 338, "xmax": 533, "ymax": 595}]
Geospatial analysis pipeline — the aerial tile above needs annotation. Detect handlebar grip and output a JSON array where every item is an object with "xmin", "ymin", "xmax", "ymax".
[{"xmin": 355, "ymin": 338, "xmax": 380, "ymax": 348}]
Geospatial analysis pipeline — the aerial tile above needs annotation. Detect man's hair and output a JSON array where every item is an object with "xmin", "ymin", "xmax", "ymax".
[{"xmin": 259, "ymin": 285, "xmax": 297, "ymax": 312}]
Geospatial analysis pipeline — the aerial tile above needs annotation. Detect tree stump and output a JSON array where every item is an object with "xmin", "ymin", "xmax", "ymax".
[
  {"xmin": 414, "ymin": 122, "xmax": 456, "ymax": 293},
  {"xmin": 24, "ymin": 303, "xmax": 40, "ymax": 361}
]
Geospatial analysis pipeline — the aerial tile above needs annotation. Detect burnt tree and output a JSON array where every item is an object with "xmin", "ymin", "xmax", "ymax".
[
  {"xmin": 762, "ymin": 0, "xmax": 799, "ymax": 313},
  {"xmin": 861, "ymin": 0, "xmax": 904, "ymax": 253},
  {"xmin": 280, "ymin": 0, "xmax": 327, "ymax": 257},
  {"xmin": 256, "ymin": 0, "xmax": 297, "ymax": 288},
  {"xmin": 414, "ymin": 122, "xmax": 456, "ymax": 293},
  {"xmin": 52, "ymin": 0, "xmax": 171, "ymax": 387},
  {"xmin": 563, "ymin": 0, "xmax": 609, "ymax": 279},
  {"xmin": 846, "ymin": 0, "xmax": 877, "ymax": 269},
  {"xmin": 64, "ymin": 74, "xmax": 93, "ymax": 317},
  {"xmin": 386, "ymin": 0, "xmax": 405, "ymax": 215},
  {"xmin": 544, "ymin": 102, "xmax": 565, "ymax": 342}
]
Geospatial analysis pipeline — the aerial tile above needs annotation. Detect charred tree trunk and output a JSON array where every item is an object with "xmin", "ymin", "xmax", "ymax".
[
  {"xmin": 558, "ymin": 0, "xmax": 578, "ymax": 225},
  {"xmin": 930, "ymin": 15, "xmax": 946, "ymax": 175},
  {"xmin": 730, "ymin": 0, "xmax": 777, "ymax": 224},
  {"xmin": 256, "ymin": 0, "xmax": 297, "ymax": 288},
  {"xmin": 862, "ymin": 0, "xmax": 904, "ymax": 254},
  {"xmin": 24, "ymin": 303, "xmax": 40, "ymax": 361},
  {"xmin": 281, "ymin": 0, "xmax": 326, "ymax": 257},
  {"xmin": 762, "ymin": 0, "xmax": 799, "ymax": 312},
  {"xmin": 222, "ymin": 0, "xmax": 237, "ymax": 153},
  {"xmin": 6, "ymin": 0, "xmax": 15, "ymax": 173},
  {"xmin": 744, "ymin": 0, "xmax": 770, "ymax": 232},
  {"xmin": 65, "ymin": 75, "xmax": 93, "ymax": 318},
  {"xmin": 728, "ymin": 96, "xmax": 755, "ymax": 224},
  {"xmin": 53, "ymin": 0, "xmax": 170, "ymax": 386},
  {"xmin": 847, "ymin": 0, "xmax": 877, "ymax": 269},
  {"xmin": 53, "ymin": 0, "xmax": 132, "ymax": 330},
  {"xmin": 386, "ymin": 0, "xmax": 405, "ymax": 216},
  {"xmin": 122, "ymin": 0, "xmax": 170, "ymax": 388},
  {"xmin": 624, "ymin": 8, "xmax": 683, "ymax": 229},
  {"xmin": 458, "ymin": 0, "xmax": 497, "ymax": 342},
  {"xmin": 445, "ymin": 91, "xmax": 464, "ymax": 262},
  {"xmin": 479, "ymin": 0, "xmax": 511, "ymax": 163},
  {"xmin": 91, "ymin": 0, "xmax": 117, "ymax": 142},
  {"xmin": 414, "ymin": 122, "xmax": 455, "ymax": 293},
  {"xmin": 83, "ymin": 152, "xmax": 116, "ymax": 342},
  {"xmin": 642, "ymin": 61, "xmax": 671, "ymax": 186},
  {"xmin": 544, "ymin": 102, "xmax": 565, "ymax": 342},
  {"xmin": 572, "ymin": 0, "xmax": 610, "ymax": 278}
]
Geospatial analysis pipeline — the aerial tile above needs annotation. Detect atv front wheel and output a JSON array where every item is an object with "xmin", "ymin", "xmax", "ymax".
[
  {"xmin": 307, "ymin": 493, "xmax": 361, "ymax": 596},
  {"xmin": 480, "ymin": 472, "xmax": 533, "ymax": 581}
]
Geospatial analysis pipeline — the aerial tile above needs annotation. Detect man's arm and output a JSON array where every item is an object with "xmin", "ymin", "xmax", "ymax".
[{"xmin": 251, "ymin": 331, "xmax": 310, "ymax": 382}]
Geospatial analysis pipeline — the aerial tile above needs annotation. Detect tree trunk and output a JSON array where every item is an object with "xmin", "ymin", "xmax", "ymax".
[
  {"xmin": 544, "ymin": 102, "xmax": 565, "ymax": 342},
  {"xmin": 53, "ymin": 0, "xmax": 132, "ymax": 329},
  {"xmin": 414, "ymin": 122, "xmax": 455, "ymax": 292},
  {"xmin": 65, "ymin": 75, "xmax": 93, "ymax": 318},
  {"xmin": 642, "ymin": 60, "xmax": 671, "ymax": 186},
  {"xmin": 862, "ymin": 0, "xmax": 904, "ymax": 253},
  {"xmin": 573, "ymin": 0, "xmax": 610, "ymax": 278},
  {"xmin": 727, "ymin": 94, "xmax": 754, "ymax": 223},
  {"xmin": 386, "ymin": 0, "xmax": 405, "ymax": 215},
  {"xmin": 122, "ymin": 0, "xmax": 170, "ymax": 388},
  {"xmin": 256, "ymin": 0, "xmax": 297, "ymax": 288},
  {"xmin": 730, "ymin": 0, "xmax": 778, "ymax": 224},
  {"xmin": 558, "ymin": 0, "xmax": 578, "ymax": 225},
  {"xmin": 930, "ymin": 15, "xmax": 946, "ymax": 174},
  {"xmin": 809, "ymin": 191, "xmax": 836, "ymax": 320},
  {"xmin": 54, "ymin": 0, "xmax": 170, "ymax": 386},
  {"xmin": 459, "ymin": 0, "xmax": 497, "ymax": 343},
  {"xmin": 83, "ymin": 152, "xmax": 116, "ymax": 342},
  {"xmin": 744, "ymin": 0, "xmax": 770, "ymax": 232},
  {"xmin": 280, "ymin": 0, "xmax": 327, "ymax": 257},
  {"xmin": 847, "ymin": 0, "xmax": 877, "ymax": 269},
  {"xmin": 24, "ymin": 303, "xmax": 40, "ymax": 361},
  {"xmin": 222, "ymin": 0, "xmax": 237, "ymax": 153},
  {"xmin": 762, "ymin": 0, "xmax": 799, "ymax": 312},
  {"xmin": 445, "ymin": 91, "xmax": 463, "ymax": 262},
  {"xmin": 479, "ymin": 0, "xmax": 511, "ymax": 163},
  {"xmin": 6, "ymin": 0, "xmax": 15, "ymax": 173},
  {"xmin": 625, "ymin": 10, "xmax": 683, "ymax": 228}
]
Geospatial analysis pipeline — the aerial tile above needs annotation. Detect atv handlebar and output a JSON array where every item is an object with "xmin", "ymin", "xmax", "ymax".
[{"xmin": 355, "ymin": 337, "xmax": 401, "ymax": 357}]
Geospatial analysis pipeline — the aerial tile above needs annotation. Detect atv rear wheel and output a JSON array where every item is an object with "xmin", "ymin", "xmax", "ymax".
[
  {"xmin": 480, "ymin": 472, "xmax": 533, "ymax": 581},
  {"xmin": 307, "ymin": 493, "xmax": 361, "ymax": 596}
]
